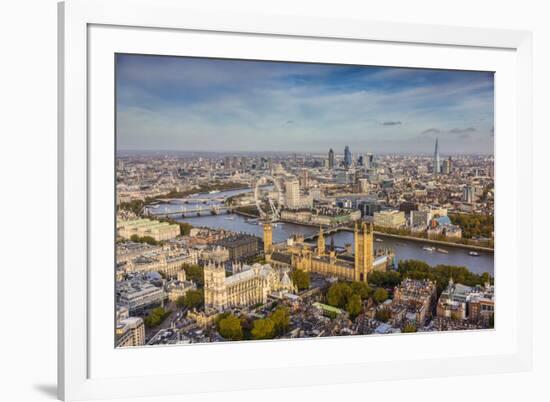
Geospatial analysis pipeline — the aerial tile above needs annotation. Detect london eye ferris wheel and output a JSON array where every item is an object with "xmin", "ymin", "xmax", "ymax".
[{"xmin": 253, "ymin": 176, "xmax": 284, "ymax": 222}]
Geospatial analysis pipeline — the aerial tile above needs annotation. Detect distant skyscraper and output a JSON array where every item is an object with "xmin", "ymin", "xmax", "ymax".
[
  {"xmin": 463, "ymin": 185, "xmax": 475, "ymax": 203},
  {"xmin": 344, "ymin": 145, "xmax": 352, "ymax": 169},
  {"xmin": 365, "ymin": 153, "xmax": 374, "ymax": 169},
  {"xmin": 328, "ymin": 148, "xmax": 335, "ymax": 169},
  {"xmin": 299, "ymin": 169, "xmax": 309, "ymax": 189},
  {"xmin": 443, "ymin": 157, "xmax": 452, "ymax": 174},
  {"xmin": 357, "ymin": 178, "xmax": 369, "ymax": 193},
  {"xmin": 357, "ymin": 155, "xmax": 364, "ymax": 166},
  {"xmin": 285, "ymin": 178, "xmax": 300, "ymax": 209},
  {"xmin": 433, "ymin": 138, "xmax": 440, "ymax": 176}
]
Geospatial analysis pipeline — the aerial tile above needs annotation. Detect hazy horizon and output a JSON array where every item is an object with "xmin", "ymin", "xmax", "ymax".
[
  {"xmin": 116, "ymin": 54, "xmax": 494, "ymax": 154},
  {"xmin": 116, "ymin": 147, "xmax": 493, "ymax": 157}
]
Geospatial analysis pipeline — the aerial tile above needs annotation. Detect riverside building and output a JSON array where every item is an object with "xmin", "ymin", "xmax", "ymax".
[
  {"xmin": 117, "ymin": 218, "xmax": 180, "ymax": 241},
  {"xmin": 266, "ymin": 222, "xmax": 393, "ymax": 283},
  {"xmin": 373, "ymin": 210, "xmax": 407, "ymax": 229}
]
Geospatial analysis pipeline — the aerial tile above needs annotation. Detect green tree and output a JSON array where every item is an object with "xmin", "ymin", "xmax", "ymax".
[
  {"xmin": 183, "ymin": 264, "xmax": 204, "ymax": 287},
  {"xmin": 373, "ymin": 287, "xmax": 389, "ymax": 304},
  {"xmin": 176, "ymin": 295, "xmax": 186, "ymax": 308},
  {"xmin": 327, "ymin": 282, "xmax": 352, "ymax": 308},
  {"xmin": 449, "ymin": 213, "xmax": 494, "ymax": 239},
  {"xmin": 144, "ymin": 307, "xmax": 170, "ymax": 328},
  {"xmin": 375, "ymin": 308, "xmax": 391, "ymax": 323},
  {"xmin": 403, "ymin": 322, "xmax": 417, "ymax": 333},
  {"xmin": 218, "ymin": 314, "xmax": 243, "ymax": 340},
  {"xmin": 128, "ymin": 234, "xmax": 158, "ymax": 245},
  {"xmin": 183, "ymin": 289, "xmax": 204, "ymax": 309},
  {"xmin": 346, "ymin": 294, "xmax": 362, "ymax": 319},
  {"xmin": 368, "ymin": 270, "xmax": 402, "ymax": 288},
  {"xmin": 398, "ymin": 259, "xmax": 431, "ymax": 273},
  {"xmin": 215, "ymin": 312, "xmax": 231, "ymax": 330},
  {"xmin": 350, "ymin": 281, "xmax": 372, "ymax": 300},
  {"xmin": 239, "ymin": 315, "xmax": 254, "ymax": 339},
  {"xmin": 270, "ymin": 307, "xmax": 290, "ymax": 335},
  {"xmin": 179, "ymin": 222, "xmax": 193, "ymax": 236},
  {"xmin": 140, "ymin": 235, "xmax": 158, "ymax": 245},
  {"xmin": 118, "ymin": 199, "xmax": 146, "ymax": 215},
  {"xmin": 251, "ymin": 318, "xmax": 275, "ymax": 340},
  {"xmin": 398, "ymin": 259, "xmax": 493, "ymax": 297},
  {"xmin": 290, "ymin": 269, "xmax": 310, "ymax": 290}
]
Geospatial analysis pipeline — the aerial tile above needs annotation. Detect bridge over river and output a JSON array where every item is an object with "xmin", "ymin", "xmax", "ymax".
[{"xmin": 146, "ymin": 202, "xmax": 256, "ymax": 218}]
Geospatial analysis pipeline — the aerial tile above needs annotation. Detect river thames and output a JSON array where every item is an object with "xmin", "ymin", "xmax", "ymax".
[
  {"xmin": 177, "ymin": 213, "xmax": 494, "ymax": 276},
  {"xmin": 148, "ymin": 188, "xmax": 494, "ymax": 276}
]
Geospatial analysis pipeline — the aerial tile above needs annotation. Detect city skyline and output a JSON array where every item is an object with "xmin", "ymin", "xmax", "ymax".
[
  {"xmin": 116, "ymin": 55, "xmax": 494, "ymax": 154},
  {"xmin": 115, "ymin": 54, "xmax": 495, "ymax": 347}
]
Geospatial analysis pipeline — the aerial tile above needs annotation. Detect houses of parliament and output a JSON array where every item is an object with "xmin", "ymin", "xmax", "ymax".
[
  {"xmin": 201, "ymin": 221, "xmax": 393, "ymax": 314},
  {"xmin": 265, "ymin": 221, "xmax": 393, "ymax": 283}
]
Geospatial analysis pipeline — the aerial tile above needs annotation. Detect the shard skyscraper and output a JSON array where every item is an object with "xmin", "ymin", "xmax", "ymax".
[{"xmin": 433, "ymin": 138, "xmax": 440, "ymax": 176}]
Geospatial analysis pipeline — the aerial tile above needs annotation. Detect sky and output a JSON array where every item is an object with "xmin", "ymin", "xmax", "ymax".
[{"xmin": 116, "ymin": 54, "xmax": 494, "ymax": 154}]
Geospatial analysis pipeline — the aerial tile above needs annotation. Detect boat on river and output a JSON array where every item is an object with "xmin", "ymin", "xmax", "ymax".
[
  {"xmin": 437, "ymin": 248, "xmax": 449, "ymax": 254},
  {"xmin": 423, "ymin": 246, "xmax": 435, "ymax": 252},
  {"xmin": 375, "ymin": 238, "xmax": 383, "ymax": 242},
  {"xmin": 469, "ymin": 251, "xmax": 480, "ymax": 257}
]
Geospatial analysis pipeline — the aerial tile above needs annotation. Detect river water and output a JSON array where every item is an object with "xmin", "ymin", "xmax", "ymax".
[
  {"xmin": 148, "ymin": 189, "xmax": 494, "ymax": 276},
  {"xmin": 178, "ymin": 213, "xmax": 493, "ymax": 276}
]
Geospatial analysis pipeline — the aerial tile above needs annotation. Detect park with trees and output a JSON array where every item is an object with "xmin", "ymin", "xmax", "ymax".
[{"xmin": 215, "ymin": 306, "xmax": 291, "ymax": 341}]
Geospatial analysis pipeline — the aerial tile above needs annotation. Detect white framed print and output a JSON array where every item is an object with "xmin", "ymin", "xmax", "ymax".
[{"xmin": 58, "ymin": 0, "xmax": 533, "ymax": 400}]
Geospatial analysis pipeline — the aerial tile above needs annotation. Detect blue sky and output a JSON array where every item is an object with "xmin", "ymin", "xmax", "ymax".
[{"xmin": 116, "ymin": 54, "xmax": 494, "ymax": 154}]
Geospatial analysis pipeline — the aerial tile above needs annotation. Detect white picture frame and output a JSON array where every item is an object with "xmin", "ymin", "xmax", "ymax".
[{"xmin": 58, "ymin": 0, "xmax": 533, "ymax": 400}]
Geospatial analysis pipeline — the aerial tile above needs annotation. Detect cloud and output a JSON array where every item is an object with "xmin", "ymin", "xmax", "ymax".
[
  {"xmin": 421, "ymin": 127, "xmax": 478, "ymax": 138},
  {"xmin": 449, "ymin": 127, "xmax": 476, "ymax": 134},
  {"xmin": 421, "ymin": 128, "xmax": 441, "ymax": 135},
  {"xmin": 116, "ymin": 54, "xmax": 495, "ymax": 154}
]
